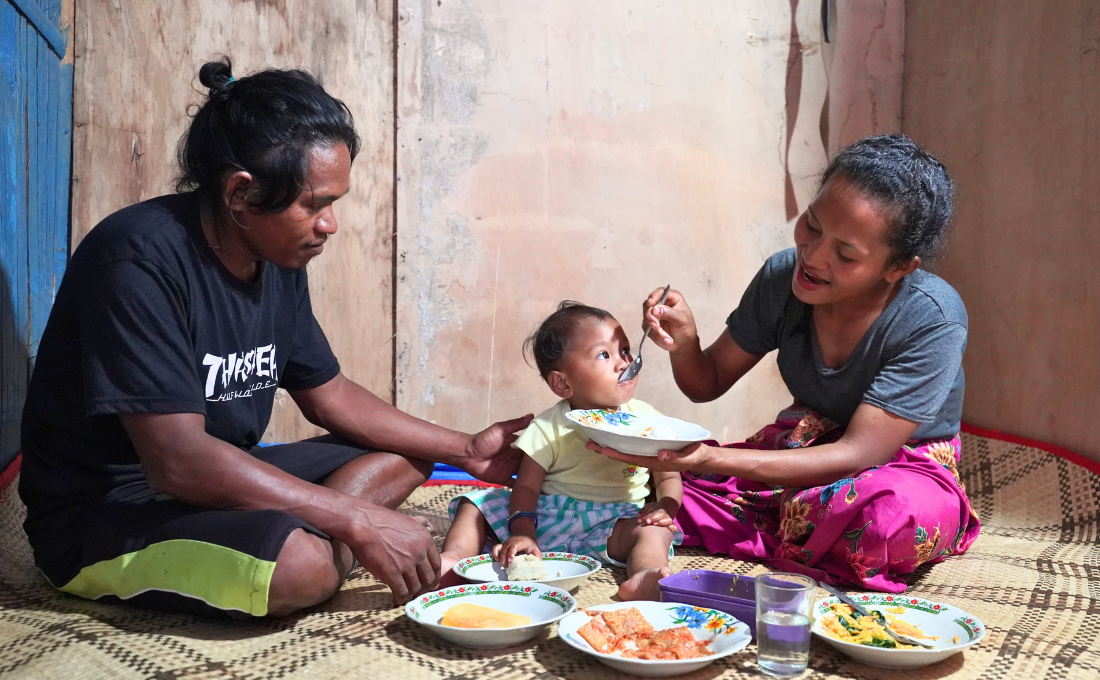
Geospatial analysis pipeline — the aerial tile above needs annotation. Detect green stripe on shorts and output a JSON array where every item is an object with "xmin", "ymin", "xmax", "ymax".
[{"xmin": 59, "ymin": 539, "xmax": 276, "ymax": 616}]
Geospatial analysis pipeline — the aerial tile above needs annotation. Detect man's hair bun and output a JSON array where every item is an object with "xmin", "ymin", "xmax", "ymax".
[
  {"xmin": 198, "ymin": 57, "xmax": 234, "ymax": 94},
  {"xmin": 176, "ymin": 56, "xmax": 360, "ymax": 213}
]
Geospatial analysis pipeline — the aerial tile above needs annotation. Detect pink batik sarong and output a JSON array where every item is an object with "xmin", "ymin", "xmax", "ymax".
[{"xmin": 674, "ymin": 404, "xmax": 981, "ymax": 593}]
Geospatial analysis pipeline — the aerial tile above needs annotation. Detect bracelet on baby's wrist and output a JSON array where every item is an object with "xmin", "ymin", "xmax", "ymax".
[{"xmin": 506, "ymin": 510, "xmax": 538, "ymax": 532}]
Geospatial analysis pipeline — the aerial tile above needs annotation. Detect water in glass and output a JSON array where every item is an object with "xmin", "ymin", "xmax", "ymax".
[{"xmin": 756, "ymin": 610, "xmax": 811, "ymax": 676}]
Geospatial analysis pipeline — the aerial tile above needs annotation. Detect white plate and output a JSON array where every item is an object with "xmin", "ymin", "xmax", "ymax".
[
  {"xmin": 453, "ymin": 552, "xmax": 601, "ymax": 591},
  {"xmin": 565, "ymin": 409, "xmax": 711, "ymax": 457},
  {"xmin": 813, "ymin": 594, "xmax": 986, "ymax": 669},
  {"xmin": 558, "ymin": 601, "xmax": 751, "ymax": 677},
  {"xmin": 405, "ymin": 582, "xmax": 576, "ymax": 649}
]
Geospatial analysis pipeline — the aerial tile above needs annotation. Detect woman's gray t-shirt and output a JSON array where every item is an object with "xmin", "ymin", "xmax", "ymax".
[{"xmin": 727, "ymin": 248, "xmax": 966, "ymax": 440}]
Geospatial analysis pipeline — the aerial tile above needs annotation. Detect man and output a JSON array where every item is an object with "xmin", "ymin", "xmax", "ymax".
[{"xmin": 19, "ymin": 60, "xmax": 530, "ymax": 617}]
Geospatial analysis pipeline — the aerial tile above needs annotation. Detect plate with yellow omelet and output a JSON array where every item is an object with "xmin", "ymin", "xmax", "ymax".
[{"xmin": 405, "ymin": 582, "xmax": 577, "ymax": 649}]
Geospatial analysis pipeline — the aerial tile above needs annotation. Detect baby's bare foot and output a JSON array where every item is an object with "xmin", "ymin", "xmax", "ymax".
[
  {"xmin": 438, "ymin": 551, "xmax": 469, "ymax": 589},
  {"xmin": 617, "ymin": 567, "xmax": 673, "ymax": 601}
]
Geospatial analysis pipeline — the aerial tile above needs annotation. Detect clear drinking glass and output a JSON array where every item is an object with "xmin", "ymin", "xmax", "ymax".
[{"xmin": 755, "ymin": 572, "xmax": 815, "ymax": 677}]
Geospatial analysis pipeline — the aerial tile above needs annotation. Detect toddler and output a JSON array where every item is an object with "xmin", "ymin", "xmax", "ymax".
[{"xmin": 441, "ymin": 301, "xmax": 682, "ymax": 600}]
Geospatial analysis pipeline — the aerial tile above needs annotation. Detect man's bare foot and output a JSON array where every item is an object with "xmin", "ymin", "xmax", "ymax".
[{"xmin": 617, "ymin": 567, "xmax": 673, "ymax": 601}]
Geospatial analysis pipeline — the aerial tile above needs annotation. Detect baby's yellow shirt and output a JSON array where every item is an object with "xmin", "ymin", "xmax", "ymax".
[{"xmin": 512, "ymin": 398, "xmax": 662, "ymax": 504}]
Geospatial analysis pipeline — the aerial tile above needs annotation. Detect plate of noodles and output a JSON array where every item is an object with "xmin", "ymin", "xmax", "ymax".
[{"xmin": 813, "ymin": 594, "xmax": 986, "ymax": 669}]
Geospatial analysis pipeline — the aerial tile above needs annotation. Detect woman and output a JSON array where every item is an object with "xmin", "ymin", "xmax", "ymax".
[
  {"xmin": 19, "ymin": 58, "xmax": 530, "ymax": 617},
  {"xmin": 590, "ymin": 134, "xmax": 980, "ymax": 592}
]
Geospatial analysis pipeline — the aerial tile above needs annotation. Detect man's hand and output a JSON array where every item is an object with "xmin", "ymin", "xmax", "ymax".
[
  {"xmin": 492, "ymin": 535, "xmax": 542, "ymax": 567},
  {"xmin": 346, "ymin": 503, "xmax": 441, "ymax": 605},
  {"xmin": 637, "ymin": 498, "xmax": 678, "ymax": 528},
  {"xmin": 586, "ymin": 440, "xmax": 714, "ymax": 474},
  {"xmin": 462, "ymin": 414, "xmax": 534, "ymax": 485}
]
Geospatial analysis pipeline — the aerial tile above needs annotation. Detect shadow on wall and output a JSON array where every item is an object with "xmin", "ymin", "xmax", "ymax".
[
  {"xmin": 0, "ymin": 262, "xmax": 28, "ymax": 477},
  {"xmin": 784, "ymin": 0, "xmax": 804, "ymax": 222}
]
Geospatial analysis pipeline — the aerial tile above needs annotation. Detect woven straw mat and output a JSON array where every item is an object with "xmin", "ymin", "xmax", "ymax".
[{"xmin": 0, "ymin": 432, "xmax": 1097, "ymax": 679}]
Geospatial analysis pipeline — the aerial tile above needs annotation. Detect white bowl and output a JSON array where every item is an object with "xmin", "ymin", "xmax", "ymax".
[
  {"xmin": 558, "ymin": 601, "xmax": 751, "ymax": 677},
  {"xmin": 405, "ymin": 582, "xmax": 576, "ymax": 649},
  {"xmin": 812, "ymin": 594, "xmax": 986, "ymax": 669},
  {"xmin": 452, "ymin": 552, "xmax": 601, "ymax": 592},
  {"xmin": 565, "ymin": 409, "xmax": 711, "ymax": 457}
]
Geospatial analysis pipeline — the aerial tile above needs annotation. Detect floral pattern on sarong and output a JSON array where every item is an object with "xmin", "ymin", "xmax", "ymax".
[
  {"xmin": 746, "ymin": 407, "xmax": 842, "ymax": 449},
  {"xmin": 674, "ymin": 404, "xmax": 983, "ymax": 593},
  {"xmin": 913, "ymin": 525, "xmax": 942, "ymax": 565},
  {"xmin": 924, "ymin": 440, "xmax": 964, "ymax": 485},
  {"xmin": 846, "ymin": 547, "xmax": 878, "ymax": 581},
  {"xmin": 818, "ymin": 474, "xmax": 866, "ymax": 513},
  {"xmin": 779, "ymin": 497, "xmax": 813, "ymax": 543},
  {"xmin": 778, "ymin": 542, "xmax": 813, "ymax": 565}
]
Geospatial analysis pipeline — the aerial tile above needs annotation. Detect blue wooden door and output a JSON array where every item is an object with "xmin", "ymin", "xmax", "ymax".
[{"xmin": 0, "ymin": 0, "xmax": 71, "ymax": 474}]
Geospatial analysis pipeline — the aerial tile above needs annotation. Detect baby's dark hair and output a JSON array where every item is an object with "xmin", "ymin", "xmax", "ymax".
[{"xmin": 523, "ymin": 301, "xmax": 615, "ymax": 379}]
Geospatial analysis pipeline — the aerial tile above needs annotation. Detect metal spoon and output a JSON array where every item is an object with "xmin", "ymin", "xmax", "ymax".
[
  {"xmin": 819, "ymin": 582, "xmax": 937, "ymax": 648},
  {"xmin": 618, "ymin": 284, "xmax": 671, "ymax": 384}
]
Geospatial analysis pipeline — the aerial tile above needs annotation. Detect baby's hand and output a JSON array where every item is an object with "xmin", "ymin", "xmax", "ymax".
[
  {"xmin": 637, "ymin": 500, "xmax": 677, "ymax": 529},
  {"xmin": 492, "ymin": 535, "xmax": 542, "ymax": 567}
]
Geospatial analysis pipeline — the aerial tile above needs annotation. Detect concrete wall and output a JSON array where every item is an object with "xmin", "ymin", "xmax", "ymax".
[
  {"xmin": 70, "ymin": 0, "xmax": 909, "ymax": 446},
  {"xmin": 65, "ymin": 0, "xmax": 1100, "ymax": 462},
  {"xmin": 70, "ymin": 0, "xmax": 394, "ymax": 443},
  {"xmin": 903, "ymin": 1, "xmax": 1100, "ymax": 461},
  {"xmin": 824, "ymin": 0, "xmax": 905, "ymax": 152},
  {"xmin": 395, "ymin": 0, "xmax": 905, "ymax": 440}
]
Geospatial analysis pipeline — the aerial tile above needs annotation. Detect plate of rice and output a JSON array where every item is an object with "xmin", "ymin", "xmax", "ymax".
[
  {"xmin": 452, "ymin": 552, "xmax": 601, "ymax": 591},
  {"xmin": 813, "ymin": 594, "xmax": 986, "ymax": 669}
]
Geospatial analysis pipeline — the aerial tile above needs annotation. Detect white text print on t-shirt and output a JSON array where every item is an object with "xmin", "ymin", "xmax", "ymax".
[{"xmin": 201, "ymin": 345, "xmax": 279, "ymax": 402}]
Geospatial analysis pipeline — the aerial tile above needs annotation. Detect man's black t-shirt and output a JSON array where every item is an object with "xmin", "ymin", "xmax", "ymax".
[{"xmin": 19, "ymin": 193, "xmax": 341, "ymax": 529}]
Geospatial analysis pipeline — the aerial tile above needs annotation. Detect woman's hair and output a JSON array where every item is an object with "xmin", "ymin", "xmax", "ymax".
[
  {"xmin": 176, "ymin": 57, "xmax": 361, "ymax": 213},
  {"xmin": 820, "ymin": 134, "xmax": 953, "ymax": 267},
  {"xmin": 523, "ymin": 301, "xmax": 615, "ymax": 379}
]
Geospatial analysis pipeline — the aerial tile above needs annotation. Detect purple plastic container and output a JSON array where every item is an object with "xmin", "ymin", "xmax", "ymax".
[{"xmin": 658, "ymin": 570, "xmax": 758, "ymax": 639}]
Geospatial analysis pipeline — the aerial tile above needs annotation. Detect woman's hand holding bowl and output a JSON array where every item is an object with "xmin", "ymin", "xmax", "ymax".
[
  {"xmin": 585, "ymin": 439, "xmax": 714, "ymax": 473},
  {"xmin": 642, "ymin": 287, "xmax": 699, "ymax": 352}
]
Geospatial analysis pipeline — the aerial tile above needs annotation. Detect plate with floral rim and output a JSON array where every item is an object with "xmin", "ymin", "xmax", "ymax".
[
  {"xmin": 565, "ymin": 409, "xmax": 710, "ymax": 456},
  {"xmin": 405, "ymin": 582, "xmax": 576, "ymax": 649},
  {"xmin": 452, "ymin": 552, "xmax": 601, "ymax": 591},
  {"xmin": 558, "ymin": 601, "xmax": 751, "ymax": 677},
  {"xmin": 813, "ymin": 593, "xmax": 986, "ymax": 669}
]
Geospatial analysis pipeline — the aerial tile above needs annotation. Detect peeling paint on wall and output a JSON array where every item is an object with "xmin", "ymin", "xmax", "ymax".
[
  {"xmin": 397, "ymin": 0, "xmax": 905, "ymax": 439},
  {"xmin": 412, "ymin": 23, "xmax": 490, "ymax": 396}
]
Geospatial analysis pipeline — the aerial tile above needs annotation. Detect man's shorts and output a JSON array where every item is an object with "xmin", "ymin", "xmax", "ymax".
[{"xmin": 30, "ymin": 436, "xmax": 373, "ymax": 618}]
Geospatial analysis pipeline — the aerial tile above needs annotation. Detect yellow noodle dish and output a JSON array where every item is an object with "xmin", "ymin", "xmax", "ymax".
[{"xmin": 818, "ymin": 602, "xmax": 938, "ymax": 649}]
